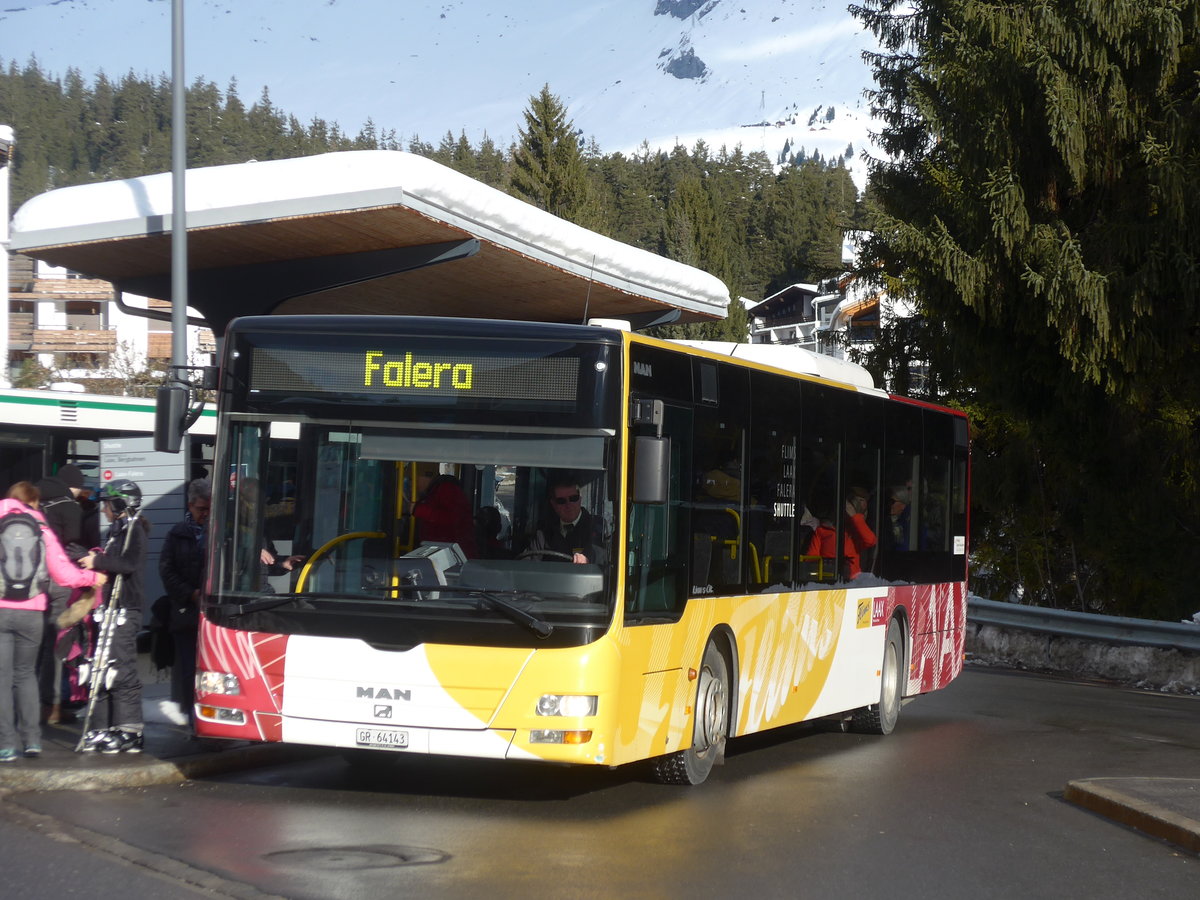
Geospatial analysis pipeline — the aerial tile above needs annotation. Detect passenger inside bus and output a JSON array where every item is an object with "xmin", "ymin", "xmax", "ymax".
[
  {"xmin": 235, "ymin": 477, "xmax": 304, "ymax": 590},
  {"xmin": 806, "ymin": 486, "xmax": 877, "ymax": 580},
  {"xmin": 408, "ymin": 465, "xmax": 478, "ymax": 558},
  {"xmin": 886, "ymin": 482, "xmax": 912, "ymax": 552},
  {"xmin": 474, "ymin": 506, "xmax": 510, "ymax": 559},
  {"xmin": 525, "ymin": 474, "xmax": 606, "ymax": 565}
]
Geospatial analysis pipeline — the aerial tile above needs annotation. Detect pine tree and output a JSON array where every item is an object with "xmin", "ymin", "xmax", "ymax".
[
  {"xmin": 247, "ymin": 86, "xmax": 286, "ymax": 159},
  {"xmin": 510, "ymin": 85, "xmax": 604, "ymax": 230},
  {"xmin": 852, "ymin": 0, "xmax": 1200, "ymax": 618},
  {"xmin": 474, "ymin": 133, "xmax": 509, "ymax": 189}
]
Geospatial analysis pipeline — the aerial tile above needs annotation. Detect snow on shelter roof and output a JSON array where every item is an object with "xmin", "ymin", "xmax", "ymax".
[
  {"xmin": 672, "ymin": 340, "xmax": 877, "ymax": 391},
  {"xmin": 10, "ymin": 150, "xmax": 729, "ymax": 333}
]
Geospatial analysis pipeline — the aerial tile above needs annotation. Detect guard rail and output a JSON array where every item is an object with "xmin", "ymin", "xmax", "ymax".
[{"xmin": 967, "ymin": 595, "xmax": 1200, "ymax": 654}]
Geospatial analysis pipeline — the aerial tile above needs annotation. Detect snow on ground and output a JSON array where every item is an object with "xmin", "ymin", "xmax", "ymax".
[{"xmin": 966, "ymin": 623, "xmax": 1200, "ymax": 696}]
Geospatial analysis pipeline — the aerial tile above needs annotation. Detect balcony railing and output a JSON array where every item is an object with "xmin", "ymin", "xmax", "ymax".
[{"xmin": 29, "ymin": 329, "xmax": 119, "ymax": 354}]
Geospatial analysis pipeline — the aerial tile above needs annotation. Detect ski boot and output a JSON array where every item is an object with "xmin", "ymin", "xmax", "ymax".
[{"xmin": 99, "ymin": 730, "xmax": 144, "ymax": 754}]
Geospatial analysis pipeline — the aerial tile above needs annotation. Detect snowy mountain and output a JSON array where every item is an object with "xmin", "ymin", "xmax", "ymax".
[
  {"xmin": 0, "ymin": 0, "xmax": 879, "ymax": 184},
  {"xmin": 566, "ymin": 1, "xmax": 878, "ymax": 183}
]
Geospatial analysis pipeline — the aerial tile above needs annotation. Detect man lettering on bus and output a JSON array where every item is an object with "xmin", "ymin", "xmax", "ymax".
[{"xmin": 528, "ymin": 476, "xmax": 606, "ymax": 565}]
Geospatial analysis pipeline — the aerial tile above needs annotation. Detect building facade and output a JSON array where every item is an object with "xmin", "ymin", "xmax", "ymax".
[{"xmin": 5, "ymin": 251, "xmax": 215, "ymax": 390}]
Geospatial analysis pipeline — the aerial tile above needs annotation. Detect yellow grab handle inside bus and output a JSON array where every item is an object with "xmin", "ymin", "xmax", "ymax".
[{"xmin": 295, "ymin": 531, "xmax": 386, "ymax": 593}]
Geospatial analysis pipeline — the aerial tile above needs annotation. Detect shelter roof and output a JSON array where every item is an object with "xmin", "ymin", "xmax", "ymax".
[{"xmin": 10, "ymin": 150, "xmax": 729, "ymax": 334}]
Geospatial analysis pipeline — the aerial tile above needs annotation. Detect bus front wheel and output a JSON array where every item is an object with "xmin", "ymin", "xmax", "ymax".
[
  {"xmin": 851, "ymin": 618, "xmax": 904, "ymax": 735},
  {"xmin": 652, "ymin": 641, "xmax": 729, "ymax": 785}
]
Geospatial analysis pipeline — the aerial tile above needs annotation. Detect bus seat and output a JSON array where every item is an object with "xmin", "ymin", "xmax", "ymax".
[{"xmin": 761, "ymin": 529, "xmax": 791, "ymax": 583}]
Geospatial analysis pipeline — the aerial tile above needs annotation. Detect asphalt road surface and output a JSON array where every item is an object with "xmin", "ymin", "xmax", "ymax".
[{"xmin": 3, "ymin": 667, "xmax": 1197, "ymax": 899}]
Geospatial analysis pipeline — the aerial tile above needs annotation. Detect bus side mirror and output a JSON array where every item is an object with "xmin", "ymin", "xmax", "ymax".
[
  {"xmin": 154, "ymin": 385, "xmax": 189, "ymax": 453},
  {"xmin": 632, "ymin": 436, "xmax": 669, "ymax": 504}
]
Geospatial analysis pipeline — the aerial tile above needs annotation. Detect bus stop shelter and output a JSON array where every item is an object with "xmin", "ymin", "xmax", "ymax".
[{"xmin": 8, "ymin": 150, "xmax": 731, "ymax": 336}]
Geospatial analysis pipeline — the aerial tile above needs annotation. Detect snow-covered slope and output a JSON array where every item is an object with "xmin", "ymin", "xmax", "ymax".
[{"xmin": 1, "ymin": 0, "xmax": 878, "ymax": 184}]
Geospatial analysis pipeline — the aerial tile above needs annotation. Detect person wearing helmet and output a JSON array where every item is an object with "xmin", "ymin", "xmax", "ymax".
[{"xmin": 78, "ymin": 480, "xmax": 152, "ymax": 753}]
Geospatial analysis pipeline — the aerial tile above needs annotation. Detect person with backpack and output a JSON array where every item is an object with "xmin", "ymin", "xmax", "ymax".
[
  {"xmin": 0, "ymin": 481, "xmax": 106, "ymax": 762},
  {"xmin": 77, "ymin": 480, "xmax": 151, "ymax": 754},
  {"xmin": 34, "ymin": 463, "xmax": 90, "ymax": 724}
]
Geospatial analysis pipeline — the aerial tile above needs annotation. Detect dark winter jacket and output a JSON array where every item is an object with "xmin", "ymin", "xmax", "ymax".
[
  {"xmin": 159, "ymin": 515, "xmax": 205, "ymax": 632},
  {"xmin": 34, "ymin": 475, "xmax": 86, "ymax": 560},
  {"xmin": 532, "ymin": 508, "xmax": 607, "ymax": 564},
  {"xmin": 91, "ymin": 513, "xmax": 151, "ymax": 611},
  {"xmin": 78, "ymin": 497, "xmax": 102, "ymax": 550}
]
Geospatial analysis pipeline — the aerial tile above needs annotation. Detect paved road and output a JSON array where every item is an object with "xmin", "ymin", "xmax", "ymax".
[{"xmin": 3, "ymin": 667, "xmax": 1197, "ymax": 898}]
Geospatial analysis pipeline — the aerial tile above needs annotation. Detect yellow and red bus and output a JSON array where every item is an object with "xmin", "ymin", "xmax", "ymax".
[{"xmin": 195, "ymin": 315, "xmax": 968, "ymax": 784}]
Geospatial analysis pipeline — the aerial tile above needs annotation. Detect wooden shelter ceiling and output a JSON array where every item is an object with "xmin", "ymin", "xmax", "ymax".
[{"xmin": 22, "ymin": 204, "xmax": 714, "ymax": 331}]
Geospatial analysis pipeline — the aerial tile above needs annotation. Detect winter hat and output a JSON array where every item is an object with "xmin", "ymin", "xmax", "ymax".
[{"xmin": 57, "ymin": 464, "xmax": 86, "ymax": 489}]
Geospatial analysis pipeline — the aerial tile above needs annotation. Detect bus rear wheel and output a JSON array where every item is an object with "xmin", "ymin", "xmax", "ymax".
[
  {"xmin": 851, "ymin": 618, "xmax": 904, "ymax": 735},
  {"xmin": 652, "ymin": 642, "xmax": 729, "ymax": 785}
]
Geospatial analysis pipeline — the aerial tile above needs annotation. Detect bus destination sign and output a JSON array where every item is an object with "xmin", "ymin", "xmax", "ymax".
[{"xmin": 249, "ymin": 346, "xmax": 581, "ymax": 402}]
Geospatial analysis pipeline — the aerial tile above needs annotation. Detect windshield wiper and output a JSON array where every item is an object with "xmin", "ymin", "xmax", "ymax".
[
  {"xmin": 383, "ymin": 583, "xmax": 554, "ymax": 636},
  {"xmin": 212, "ymin": 586, "xmax": 554, "ymax": 637},
  {"xmin": 472, "ymin": 591, "xmax": 554, "ymax": 638},
  {"xmin": 210, "ymin": 594, "xmax": 307, "ymax": 617}
]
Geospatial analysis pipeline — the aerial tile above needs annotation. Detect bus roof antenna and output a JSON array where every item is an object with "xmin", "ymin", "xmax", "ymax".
[{"xmin": 581, "ymin": 254, "xmax": 597, "ymax": 325}]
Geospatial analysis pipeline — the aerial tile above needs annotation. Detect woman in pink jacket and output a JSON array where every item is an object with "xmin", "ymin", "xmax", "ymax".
[{"xmin": 0, "ymin": 482, "xmax": 105, "ymax": 762}]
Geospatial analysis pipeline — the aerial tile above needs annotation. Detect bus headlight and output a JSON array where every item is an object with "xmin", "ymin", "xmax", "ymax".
[
  {"xmin": 536, "ymin": 694, "xmax": 597, "ymax": 717},
  {"xmin": 196, "ymin": 670, "xmax": 241, "ymax": 695}
]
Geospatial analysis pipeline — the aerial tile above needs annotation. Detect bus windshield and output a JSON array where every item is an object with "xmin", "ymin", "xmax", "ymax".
[{"xmin": 206, "ymin": 415, "xmax": 617, "ymax": 649}]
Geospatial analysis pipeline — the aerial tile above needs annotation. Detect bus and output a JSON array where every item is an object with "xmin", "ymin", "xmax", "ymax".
[
  {"xmin": 0, "ymin": 387, "xmax": 217, "ymax": 485},
  {"xmin": 194, "ymin": 314, "xmax": 968, "ymax": 784}
]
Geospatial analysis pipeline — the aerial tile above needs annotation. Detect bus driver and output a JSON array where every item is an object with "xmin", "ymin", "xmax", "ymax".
[{"xmin": 527, "ymin": 476, "xmax": 606, "ymax": 565}]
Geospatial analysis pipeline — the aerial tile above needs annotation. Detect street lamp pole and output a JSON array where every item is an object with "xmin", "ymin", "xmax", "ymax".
[
  {"xmin": 170, "ymin": 0, "xmax": 188, "ymax": 383},
  {"xmin": 155, "ymin": 0, "xmax": 192, "ymax": 453}
]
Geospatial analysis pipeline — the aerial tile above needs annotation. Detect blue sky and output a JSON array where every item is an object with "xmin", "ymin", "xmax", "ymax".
[
  {"xmin": 2, "ymin": 1, "xmax": 478, "ymax": 139},
  {"xmin": 1, "ymin": 1, "xmax": 876, "ymax": 162}
]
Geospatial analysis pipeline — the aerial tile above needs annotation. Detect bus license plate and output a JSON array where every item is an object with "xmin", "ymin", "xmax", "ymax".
[{"xmin": 355, "ymin": 727, "xmax": 409, "ymax": 749}]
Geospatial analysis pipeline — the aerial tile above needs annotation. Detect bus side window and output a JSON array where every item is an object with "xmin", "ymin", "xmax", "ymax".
[
  {"xmin": 747, "ymin": 371, "xmax": 799, "ymax": 591},
  {"xmin": 881, "ymin": 401, "xmax": 922, "ymax": 582},
  {"xmin": 625, "ymin": 404, "xmax": 692, "ymax": 618},
  {"xmin": 690, "ymin": 419, "xmax": 744, "ymax": 594},
  {"xmin": 798, "ymin": 383, "xmax": 840, "ymax": 587},
  {"xmin": 842, "ymin": 393, "xmax": 882, "ymax": 581}
]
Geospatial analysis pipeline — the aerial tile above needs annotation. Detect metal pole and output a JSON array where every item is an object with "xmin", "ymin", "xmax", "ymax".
[
  {"xmin": 170, "ymin": 0, "xmax": 187, "ymax": 384},
  {"xmin": 0, "ymin": 125, "xmax": 12, "ymax": 389}
]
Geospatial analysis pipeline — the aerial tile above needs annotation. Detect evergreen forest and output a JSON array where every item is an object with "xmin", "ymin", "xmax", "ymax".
[
  {"xmin": 4, "ymin": 0, "xmax": 1200, "ymax": 625},
  {"xmin": 0, "ymin": 60, "xmax": 867, "ymax": 346}
]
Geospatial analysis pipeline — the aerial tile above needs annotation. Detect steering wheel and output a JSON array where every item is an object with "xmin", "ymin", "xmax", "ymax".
[
  {"xmin": 295, "ymin": 531, "xmax": 386, "ymax": 592},
  {"xmin": 517, "ymin": 548, "xmax": 577, "ymax": 562}
]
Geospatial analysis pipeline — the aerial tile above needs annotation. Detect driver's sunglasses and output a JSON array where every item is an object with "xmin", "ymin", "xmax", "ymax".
[{"xmin": 553, "ymin": 494, "xmax": 581, "ymax": 505}]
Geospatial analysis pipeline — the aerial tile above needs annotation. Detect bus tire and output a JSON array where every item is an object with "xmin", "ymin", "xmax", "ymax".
[
  {"xmin": 651, "ymin": 641, "xmax": 729, "ymax": 785},
  {"xmin": 851, "ymin": 618, "xmax": 904, "ymax": 735}
]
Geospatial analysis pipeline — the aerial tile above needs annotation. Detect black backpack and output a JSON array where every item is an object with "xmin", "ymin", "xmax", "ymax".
[{"xmin": 0, "ymin": 509, "xmax": 49, "ymax": 601}]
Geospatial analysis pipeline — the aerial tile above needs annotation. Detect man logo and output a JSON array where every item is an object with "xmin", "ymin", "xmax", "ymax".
[
  {"xmin": 374, "ymin": 705, "xmax": 393, "ymax": 719},
  {"xmin": 356, "ymin": 686, "xmax": 412, "ymax": 701}
]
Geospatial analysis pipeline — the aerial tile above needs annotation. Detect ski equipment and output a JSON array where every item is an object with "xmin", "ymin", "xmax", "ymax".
[
  {"xmin": 102, "ymin": 480, "xmax": 142, "ymax": 514},
  {"xmin": 74, "ymin": 497, "xmax": 141, "ymax": 752}
]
